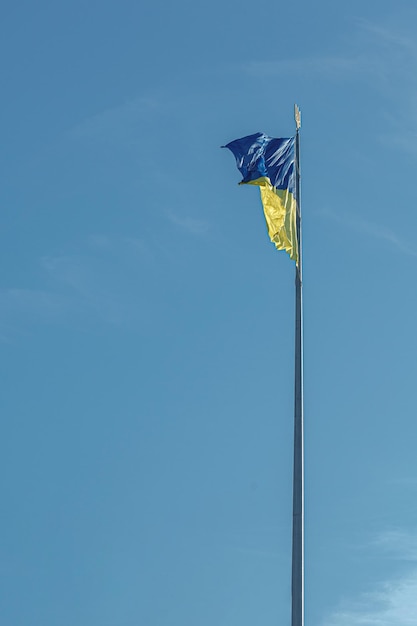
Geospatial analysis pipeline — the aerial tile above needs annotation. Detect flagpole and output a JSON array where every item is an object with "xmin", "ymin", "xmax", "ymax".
[{"xmin": 291, "ymin": 104, "xmax": 304, "ymax": 626}]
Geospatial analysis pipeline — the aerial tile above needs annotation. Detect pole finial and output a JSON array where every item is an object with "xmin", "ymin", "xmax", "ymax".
[{"xmin": 294, "ymin": 104, "xmax": 301, "ymax": 130}]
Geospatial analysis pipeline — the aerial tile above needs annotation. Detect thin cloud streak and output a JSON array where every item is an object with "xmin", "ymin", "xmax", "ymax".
[
  {"xmin": 357, "ymin": 19, "xmax": 417, "ymax": 55},
  {"xmin": 372, "ymin": 530, "xmax": 417, "ymax": 562},
  {"xmin": 0, "ymin": 288, "xmax": 68, "ymax": 316},
  {"xmin": 317, "ymin": 208, "xmax": 417, "ymax": 258},
  {"xmin": 0, "ymin": 234, "xmax": 156, "ymax": 338},
  {"xmin": 244, "ymin": 17, "xmax": 417, "ymax": 84},
  {"xmin": 166, "ymin": 211, "xmax": 210, "ymax": 235},
  {"xmin": 41, "ymin": 247, "xmax": 134, "ymax": 326},
  {"xmin": 0, "ymin": 288, "xmax": 72, "ymax": 339},
  {"xmin": 70, "ymin": 96, "xmax": 160, "ymax": 145},
  {"xmin": 244, "ymin": 56, "xmax": 366, "ymax": 79},
  {"xmin": 322, "ymin": 569, "xmax": 417, "ymax": 626},
  {"xmin": 243, "ymin": 16, "xmax": 417, "ymax": 154},
  {"xmin": 322, "ymin": 529, "xmax": 417, "ymax": 626}
]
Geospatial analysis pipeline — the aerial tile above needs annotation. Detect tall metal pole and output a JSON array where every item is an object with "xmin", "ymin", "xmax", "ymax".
[{"xmin": 291, "ymin": 104, "xmax": 304, "ymax": 626}]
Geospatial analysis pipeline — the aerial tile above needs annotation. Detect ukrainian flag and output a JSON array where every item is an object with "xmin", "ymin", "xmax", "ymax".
[{"xmin": 224, "ymin": 133, "xmax": 298, "ymax": 264}]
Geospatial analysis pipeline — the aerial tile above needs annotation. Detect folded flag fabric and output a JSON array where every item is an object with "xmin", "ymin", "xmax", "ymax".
[{"xmin": 223, "ymin": 132, "xmax": 298, "ymax": 264}]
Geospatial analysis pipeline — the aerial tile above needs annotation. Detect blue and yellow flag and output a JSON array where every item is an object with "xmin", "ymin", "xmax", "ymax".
[{"xmin": 223, "ymin": 133, "xmax": 298, "ymax": 264}]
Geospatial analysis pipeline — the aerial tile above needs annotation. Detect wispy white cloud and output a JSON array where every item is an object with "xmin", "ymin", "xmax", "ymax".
[
  {"xmin": 322, "ymin": 529, "xmax": 417, "ymax": 626},
  {"xmin": 372, "ymin": 529, "xmax": 417, "ymax": 562},
  {"xmin": 245, "ymin": 56, "xmax": 367, "ymax": 79},
  {"xmin": 87, "ymin": 232, "xmax": 154, "ymax": 261},
  {"xmin": 243, "ymin": 15, "xmax": 417, "ymax": 154},
  {"xmin": 0, "ymin": 287, "xmax": 74, "ymax": 342},
  {"xmin": 0, "ymin": 288, "xmax": 68, "ymax": 317},
  {"xmin": 87, "ymin": 233, "xmax": 114, "ymax": 250},
  {"xmin": 356, "ymin": 19, "xmax": 417, "ymax": 56},
  {"xmin": 0, "ymin": 287, "xmax": 71, "ymax": 323},
  {"xmin": 245, "ymin": 16, "xmax": 417, "ymax": 85},
  {"xmin": 317, "ymin": 208, "xmax": 417, "ymax": 258},
  {"xmin": 40, "ymin": 236, "xmax": 148, "ymax": 325},
  {"xmin": 0, "ymin": 220, "xmax": 212, "ymax": 338},
  {"xmin": 0, "ymin": 234, "xmax": 156, "ymax": 338},
  {"xmin": 355, "ymin": 18, "xmax": 417, "ymax": 152},
  {"xmin": 323, "ymin": 571, "xmax": 417, "ymax": 626},
  {"xmin": 166, "ymin": 211, "xmax": 210, "ymax": 235},
  {"xmin": 70, "ymin": 96, "xmax": 160, "ymax": 145},
  {"xmin": 384, "ymin": 119, "xmax": 417, "ymax": 159}
]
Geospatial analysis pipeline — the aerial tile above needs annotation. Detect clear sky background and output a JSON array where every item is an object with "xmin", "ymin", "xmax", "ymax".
[{"xmin": 1, "ymin": 1, "xmax": 417, "ymax": 625}]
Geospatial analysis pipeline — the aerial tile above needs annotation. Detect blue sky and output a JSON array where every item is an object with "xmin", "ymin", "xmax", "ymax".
[{"xmin": 1, "ymin": 1, "xmax": 417, "ymax": 625}]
